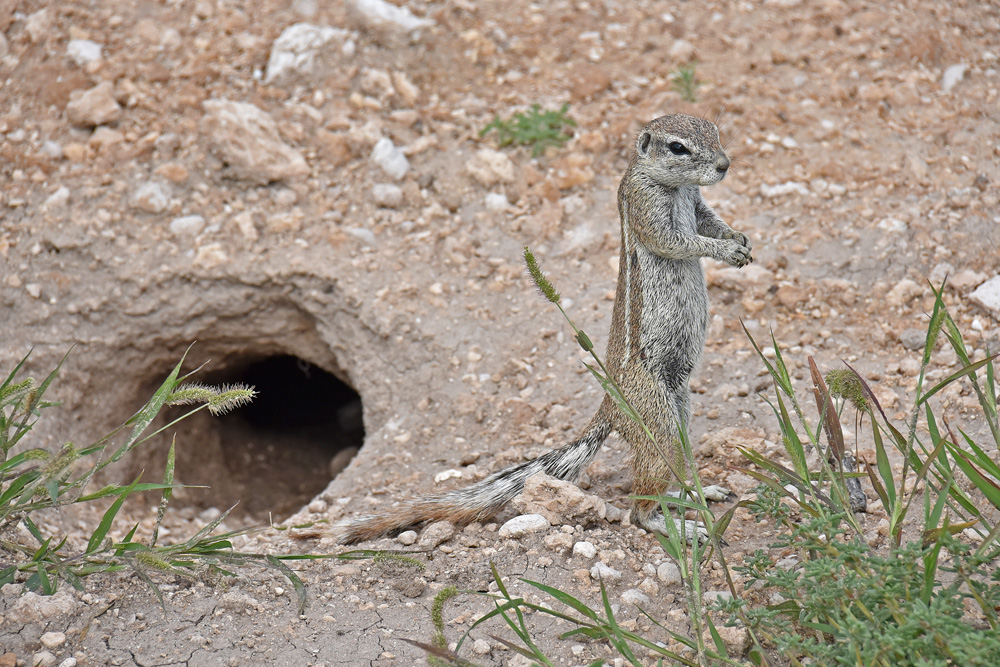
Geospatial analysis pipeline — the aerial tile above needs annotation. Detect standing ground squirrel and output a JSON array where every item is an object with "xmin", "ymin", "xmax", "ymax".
[{"xmin": 335, "ymin": 114, "xmax": 752, "ymax": 543}]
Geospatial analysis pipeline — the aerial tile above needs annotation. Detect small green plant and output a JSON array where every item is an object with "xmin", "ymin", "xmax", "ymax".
[
  {"xmin": 0, "ymin": 348, "xmax": 337, "ymax": 614},
  {"xmin": 724, "ymin": 280, "xmax": 1000, "ymax": 664},
  {"xmin": 479, "ymin": 104, "xmax": 576, "ymax": 157},
  {"xmin": 671, "ymin": 63, "xmax": 701, "ymax": 103}
]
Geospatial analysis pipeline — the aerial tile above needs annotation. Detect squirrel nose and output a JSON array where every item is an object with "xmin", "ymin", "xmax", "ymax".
[{"xmin": 716, "ymin": 156, "xmax": 731, "ymax": 173}]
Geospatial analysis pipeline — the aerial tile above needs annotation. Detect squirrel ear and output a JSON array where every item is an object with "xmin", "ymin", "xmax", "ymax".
[{"xmin": 638, "ymin": 131, "xmax": 652, "ymax": 155}]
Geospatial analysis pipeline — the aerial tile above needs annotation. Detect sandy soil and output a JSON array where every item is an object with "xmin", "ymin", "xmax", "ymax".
[{"xmin": 1, "ymin": 0, "xmax": 999, "ymax": 665}]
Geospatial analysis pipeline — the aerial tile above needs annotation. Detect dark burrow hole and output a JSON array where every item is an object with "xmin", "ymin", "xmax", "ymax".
[{"xmin": 159, "ymin": 354, "xmax": 363, "ymax": 522}]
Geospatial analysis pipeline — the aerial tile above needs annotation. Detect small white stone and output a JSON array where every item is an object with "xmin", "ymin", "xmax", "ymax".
[
  {"xmin": 484, "ymin": 192, "xmax": 509, "ymax": 212},
  {"xmin": 169, "ymin": 214, "xmax": 206, "ymax": 236},
  {"xmin": 307, "ymin": 498, "xmax": 328, "ymax": 513},
  {"xmin": 471, "ymin": 638, "xmax": 491, "ymax": 655},
  {"xmin": 590, "ymin": 561, "xmax": 621, "ymax": 581},
  {"xmin": 970, "ymin": 276, "xmax": 1000, "ymax": 317},
  {"xmin": 40, "ymin": 141, "xmax": 63, "ymax": 159},
  {"xmin": 25, "ymin": 284, "xmax": 42, "ymax": 299},
  {"xmin": 397, "ymin": 530, "xmax": 418, "ymax": 546},
  {"xmin": 702, "ymin": 590, "xmax": 733, "ymax": 605},
  {"xmin": 40, "ymin": 631, "xmax": 67, "ymax": 648},
  {"xmin": 274, "ymin": 586, "xmax": 285, "ymax": 596},
  {"xmin": 433, "ymin": 468, "xmax": 462, "ymax": 483},
  {"xmin": 345, "ymin": 228, "xmax": 376, "ymax": 247},
  {"xmin": 657, "ymin": 561, "xmax": 681, "ymax": 585},
  {"xmin": 621, "ymin": 588, "xmax": 650, "ymax": 606},
  {"xmin": 498, "ymin": 513, "xmax": 550, "ymax": 538},
  {"xmin": 941, "ymin": 64, "xmax": 966, "ymax": 92},
  {"xmin": 370, "ymin": 137, "xmax": 409, "ymax": 180},
  {"xmin": 131, "ymin": 181, "xmax": 170, "ymax": 214},
  {"xmin": 265, "ymin": 23, "xmax": 351, "ymax": 84},
  {"xmin": 66, "ymin": 39, "xmax": 103, "ymax": 65},
  {"xmin": 31, "ymin": 652, "xmax": 57, "ymax": 667},
  {"xmin": 57, "ymin": 659, "xmax": 78, "ymax": 667},
  {"xmin": 572, "ymin": 541, "xmax": 597, "ymax": 558},
  {"xmin": 780, "ymin": 136, "xmax": 798, "ymax": 149},
  {"xmin": 759, "ymin": 181, "xmax": 809, "ymax": 198},
  {"xmin": 347, "ymin": 0, "xmax": 434, "ymax": 33},
  {"xmin": 43, "ymin": 186, "xmax": 71, "ymax": 210},
  {"xmin": 371, "ymin": 182, "xmax": 403, "ymax": 208}
]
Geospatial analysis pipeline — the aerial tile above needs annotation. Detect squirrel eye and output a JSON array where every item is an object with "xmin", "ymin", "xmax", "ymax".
[{"xmin": 668, "ymin": 142, "xmax": 690, "ymax": 156}]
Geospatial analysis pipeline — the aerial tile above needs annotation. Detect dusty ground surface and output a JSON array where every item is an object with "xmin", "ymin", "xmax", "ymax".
[{"xmin": 2, "ymin": 0, "xmax": 999, "ymax": 664}]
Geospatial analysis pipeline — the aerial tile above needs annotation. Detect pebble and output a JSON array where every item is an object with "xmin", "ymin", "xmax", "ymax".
[
  {"xmin": 760, "ymin": 181, "xmax": 809, "ymax": 198},
  {"xmin": 885, "ymin": 278, "xmax": 923, "ymax": 307},
  {"xmin": 484, "ymin": 192, "xmax": 509, "ymax": 212},
  {"xmin": 396, "ymin": 530, "xmax": 417, "ymax": 546},
  {"xmin": 572, "ymin": 541, "xmax": 597, "ymax": 558},
  {"xmin": 345, "ymin": 228, "xmax": 376, "ymax": 247},
  {"xmin": 169, "ymin": 215, "xmax": 206, "ymax": 236},
  {"xmin": 264, "ymin": 23, "xmax": 352, "ymax": 84},
  {"xmin": 371, "ymin": 183, "xmax": 403, "ymax": 208},
  {"xmin": 59, "ymin": 659, "xmax": 78, "ymax": 667},
  {"xmin": 970, "ymin": 276, "xmax": 1000, "ymax": 318},
  {"xmin": 31, "ymin": 652, "xmax": 56, "ymax": 667},
  {"xmin": 43, "ymin": 186, "xmax": 71, "ymax": 210},
  {"xmin": 657, "ymin": 561, "xmax": 681, "ymax": 585},
  {"xmin": 702, "ymin": 590, "xmax": 733, "ymax": 605},
  {"xmin": 498, "ymin": 513, "xmax": 550, "ymax": 538},
  {"xmin": 370, "ymin": 137, "xmax": 409, "ymax": 180},
  {"xmin": 471, "ymin": 638, "xmax": 491, "ymax": 656},
  {"xmin": 40, "ymin": 141, "xmax": 63, "ymax": 159},
  {"xmin": 898, "ymin": 328, "xmax": 925, "ymax": 351},
  {"xmin": 40, "ymin": 632, "xmax": 67, "ymax": 649},
  {"xmin": 66, "ymin": 81, "xmax": 122, "ymax": 127},
  {"xmin": 467, "ymin": 148, "xmax": 514, "ymax": 187},
  {"xmin": 201, "ymin": 99, "xmax": 309, "ymax": 184},
  {"xmin": 347, "ymin": 0, "xmax": 434, "ymax": 34},
  {"xmin": 941, "ymin": 64, "xmax": 966, "ymax": 92},
  {"xmin": 621, "ymin": 588, "xmax": 650, "ymax": 606},
  {"xmin": 589, "ymin": 561, "xmax": 621, "ymax": 581},
  {"xmin": 66, "ymin": 39, "xmax": 102, "ymax": 65},
  {"xmin": 131, "ymin": 181, "xmax": 171, "ymax": 214},
  {"xmin": 418, "ymin": 521, "xmax": 456, "ymax": 548},
  {"xmin": 668, "ymin": 39, "xmax": 695, "ymax": 62}
]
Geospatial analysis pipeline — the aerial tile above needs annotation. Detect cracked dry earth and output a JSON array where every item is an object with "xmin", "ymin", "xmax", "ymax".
[{"xmin": 2, "ymin": 0, "xmax": 1000, "ymax": 665}]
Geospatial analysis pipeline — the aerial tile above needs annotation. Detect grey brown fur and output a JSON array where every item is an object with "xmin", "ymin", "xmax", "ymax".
[{"xmin": 335, "ymin": 114, "xmax": 752, "ymax": 543}]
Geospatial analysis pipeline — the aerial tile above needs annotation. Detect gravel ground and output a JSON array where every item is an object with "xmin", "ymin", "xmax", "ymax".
[{"xmin": 1, "ymin": 0, "xmax": 999, "ymax": 665}]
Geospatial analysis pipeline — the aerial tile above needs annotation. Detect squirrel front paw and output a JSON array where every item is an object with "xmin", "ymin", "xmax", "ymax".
[
  {"xmin": 723, "ymin": 229, "xmax": 752, "ymax": 250},
  {"xmin": 715, "ymin": 239, "xmax": 753, "ymax": 267}
]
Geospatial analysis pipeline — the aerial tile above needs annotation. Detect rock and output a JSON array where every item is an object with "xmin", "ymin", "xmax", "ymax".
[
  {"xmin": 131, "ymin": 181, "xmax": 170, "ymax": 214},
  {"xmin": 25, "ymin": 9, "xmax": 52, "ymax": 43},
  {"xmin": 702, "ymin": 590, "xmax": 733, "ymax": 605},
  {"xmin": 31, "ymin": 652, "xmax": 56, "ymax": 667},
  {"xmin": 970, "ymin": 276, "xmax": 1000, "ymax": 319},
  {"xmin": 57, "ymin": 659, "xmax": 77, "ymax": 667},
  {"xmin": 66, "ymin": 39, "xmax": 102, "ymax": 65},
  {"xmin": 543, "ymin": 532, "xmax": 574, "ymax": 552},
  {"xmin": 264, "ymin": 23, "xmax": 352, "ymax": 84},
  {"xmin": 89, "ymin": 126, "xmax": 125, "ymax": 149},
  {"xmin": 417, "ymin": 521, "xmax": 456, "ymax": 548},
  {"xmin": 371, "ymin": 183, "xmax": 403, "ymax": 208},
  {"xmin": 498, "ymin": 513, "xmax": 550, "ymax": 538},
  {"xmin": 40, "ymin": 632, "xmax": 67, "ymax": 649},
  {"xmin": 370, "ymin": 137, "xmax": 409, "ymax": 180},
  {"xmin": 153, "ymin": 162, "xmax": 190, "ymax": 183},
  {"xmin": 467, "ymin": 148, "xmax": 515, "ymax": 187},
  {"xmin": 346, "ymin": 0, "xmax": 434, "ymax": 35},
  {"xmin": 169, "ymin": 215, "xmax": 206, "ymax": 236},
  {"xmin": 898, "ymin": 327, "xmax": 926, "ymax": 351},
  {"xmin": 704, "ymin": 625, "xmax": 751, "ymax": 656},
  {"xmin": 484, "ymin": 193, "xmax": 509, "ymax": 212},
  {"xmin": 397, "ymin": 530, "xmax": 417, "ymax": 546},
  {"xmin": 707, "ymin": 264, "xmax": 774, "ymax": 291},
  {"xmin": 201, "ymin": 99, "xmax": 309, "ymax": 184},
  {"xmin": 6, "ymin": 591, "xmax": 78, "ymax": 623},
  {"xmin": 43, "ymin": 186, "xmax": 71, "ymax": 210},
  {"xmin": 657, "ymin": 561, "xmax": 681, "ymax": 585},
  {"xmin": 621, "ymin": 589, "xmax": 650, "ymax": 606},
  {"xmin": 572, "ymin": 541, "xmax": 597, "ymax": 558},
  {"xmin": 66, "ymin": 81, "xmax": 122, "ymax": 127},
  {"xmin": 760, "ymin": 181, "xmax": 809, "ymax": 198},
  {"xmin": 40, "ymin": 141, "xmax": 63, "ymax": 159},
  {"xmin": 345, "ymin": 228, "xmax": 377, "ymax": 247},
  {"xmin": 510, "ymin": 473, "xmax": 606, "ymax": 526},
  {"xmin": 885, "ymin": 278, "xmax": 923, "ymax": 307},
  {"xmin": 668, "ymin": 39, "xmax": 695, "ymax": 62},
  {"xmin": 941, "ymin": 64, "xmax": 966, "ymax": 92},
  {"xmin": 590, "ymin": 561, "xmax": 621, "ymax": 581}
]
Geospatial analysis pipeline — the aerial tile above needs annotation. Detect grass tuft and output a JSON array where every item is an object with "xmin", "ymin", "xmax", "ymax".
[{"xmin": 480, "ymin": 104, "xmax": 576, "ymax": 157}]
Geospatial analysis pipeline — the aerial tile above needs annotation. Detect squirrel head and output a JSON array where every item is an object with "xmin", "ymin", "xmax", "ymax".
[{"xmin": 632, "ymin": 114, "xmax": 730, "ymax": 188}]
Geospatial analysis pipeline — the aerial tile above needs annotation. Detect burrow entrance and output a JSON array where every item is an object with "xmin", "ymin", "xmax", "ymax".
[{"xmin": 147, "ymin": 353, "xmax": 364, "ymax": 523}]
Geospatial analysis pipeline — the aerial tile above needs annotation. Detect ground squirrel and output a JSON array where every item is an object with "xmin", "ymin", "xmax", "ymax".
[{"xmin": 336, "ymin": 114, "xmax": 752, "ymax": 543}]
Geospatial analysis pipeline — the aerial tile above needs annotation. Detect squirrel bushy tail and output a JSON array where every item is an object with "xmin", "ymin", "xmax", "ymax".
[{"xmin": 334, "ymin": 401, "xmax": 614, "ymax": 544}]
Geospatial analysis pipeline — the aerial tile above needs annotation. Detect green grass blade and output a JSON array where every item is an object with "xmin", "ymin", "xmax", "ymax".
[
  {"xmin": 918, "ymin": 356, "xmax": 999, "ymax": 407},
  {"xmin": 151, "ymin": 438, "xmax": 176, "ymax": 547},
  {"xmin": 87, "ymin": 476, "xmax": 141, "ymax": 554},
  {"xmin": 520, "ymin": 579, "xmax": 601, "ymax": 622}
]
